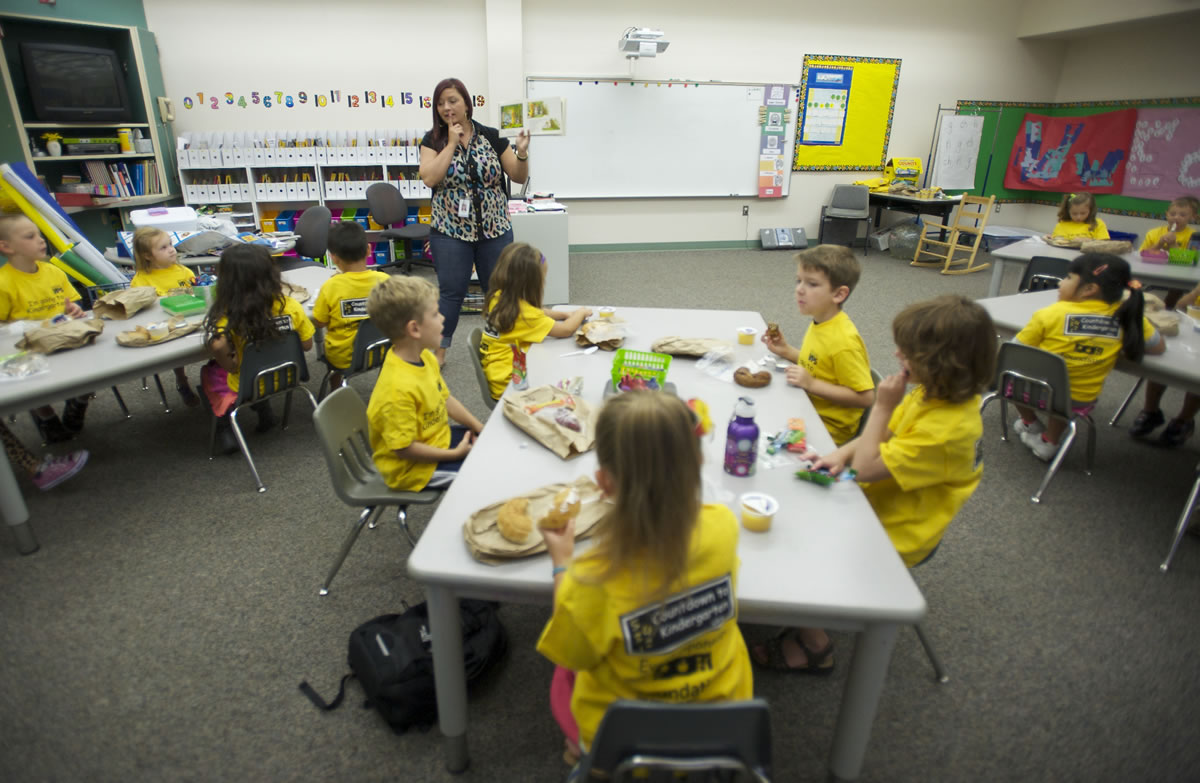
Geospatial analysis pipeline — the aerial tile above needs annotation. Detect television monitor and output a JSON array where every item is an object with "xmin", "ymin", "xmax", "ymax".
[{"xmin": 19, "ymin": 42, "xmax": 133, "ymax": 123}]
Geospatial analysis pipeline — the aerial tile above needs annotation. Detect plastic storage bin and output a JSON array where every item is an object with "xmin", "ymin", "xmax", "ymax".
[
  {"xmin": 610, "ymin": 349, "xmax": 672, "ymax": 389},
  {"xmin": 160, "ymin": 294, "xmax": 206, "ymax": 316},
  {"xmin": 130, "ymin": 207, "xmax": 199, "ymax": 233}
]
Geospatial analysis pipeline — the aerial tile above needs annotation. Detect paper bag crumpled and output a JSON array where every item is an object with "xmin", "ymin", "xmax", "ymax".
[
  {"xmin": 502, "ymin": 385, "xmax": 597, "ymax": 459},
  {"xmin": 16, "ymin": 318, "xmax": 104, "ymax": 354},
  {"xmin": 93, "ymin": 286, "xmax": 158, "ymax": 319},
  {"xmin": 650, "ymin": 336, "xmax": 732, "ymax": 357},
  {"xmin": 575, "ymin": 320, "xmax": 625, "ymax": 350},
  {"xmin": 1080, "ymin": 239, "xmax": 1133, "ymax": 255},
  {"xmin": 463, "ymin": 476, "xmax": 608, "ymax": 564},
  {"xmin": 116, "ymin": 316, "xmax": 201, "ymax": 347}
]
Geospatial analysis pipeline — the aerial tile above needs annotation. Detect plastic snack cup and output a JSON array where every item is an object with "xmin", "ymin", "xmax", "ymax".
[
  {"xmin": 739, "ymin": 492, "xmax": 778, "ymax": 533},
  {"xmin": 146, "ymin": 322, "xmax": 169, "ymax": 341},
  {"xmin": 737, "ymin": 327, "xmax": 758, "ymax": 345},
  {"xmin": 598, "ymin": 306, "xmax": 616, "ymax": 319}
]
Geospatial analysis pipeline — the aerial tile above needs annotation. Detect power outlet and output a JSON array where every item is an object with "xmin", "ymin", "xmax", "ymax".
[
  {"xmin": 742, "ymin": 206, "xmax": 749, "ymax": 216},
  {"xmin": 995, "ymin": 203, "xmax": 1001, "ymax": 213}
]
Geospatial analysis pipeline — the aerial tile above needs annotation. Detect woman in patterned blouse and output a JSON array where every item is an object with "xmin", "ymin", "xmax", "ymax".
[{"xmin": 420, "ymin": 77, "xmax": 530, "ymax": 365}]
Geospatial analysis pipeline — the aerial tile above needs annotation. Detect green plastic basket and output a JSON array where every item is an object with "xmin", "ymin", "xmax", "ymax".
[
  {"xmin": 1167, "ymin": 248, "xmax": 1199, "ymax": 266},
  {"xmin": 160, "ymin": 294, "xmax": 207, "ymax": 316},
  {"xmin": 611, "ymin": 349, "xmax": 671, "ymax": 389}
]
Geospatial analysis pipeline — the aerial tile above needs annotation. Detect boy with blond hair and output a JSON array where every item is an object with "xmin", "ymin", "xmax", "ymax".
[
  {"xmin": 366, "ymin": 276, "xmax": 482, "ymax": 491},
  {"xmin": 763, "ymin": 244, "xmax": 875, "ymax": 446},
  {"xmin": 311, "ymin": 221, "xmax": 390, "ymax": 392}
]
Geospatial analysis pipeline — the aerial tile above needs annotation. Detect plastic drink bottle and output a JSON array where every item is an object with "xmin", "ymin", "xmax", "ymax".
[{"xmin": 723, "ymin": 396, "xmax": 759, "ymax": 477}]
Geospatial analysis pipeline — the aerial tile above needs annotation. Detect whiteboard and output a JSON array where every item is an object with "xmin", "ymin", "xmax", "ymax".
[
  {"xmin": 525, "ymin": 78, "xmax": 798, "ymax": 198},
  {"xmin": 930, "ymin": 115, "xmax": 984, "ymax": 191}
]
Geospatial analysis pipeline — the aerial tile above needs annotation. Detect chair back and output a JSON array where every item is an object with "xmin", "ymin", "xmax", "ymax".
[
  {"xmin": 467, "ymin": 328, "xmax": 498, "ymax": 410},
  {"xmin": 84, "ymin": 280, "xmax": 131, "ymax": 310},
  {"xmin": 294, "ymin": 206, "xmax": 332, "ymax": 260},
  {"xmin": 580, "ymin": 699, "xmax": 772, "ymax": 782},
  {"xmin": 313, "ymin": 385, "xmax": 383, "ymax": 504},
  {"xmin": 855, "ymin": 367, "xmax": 886, "ymax": 437},
  {"xmin": 1019, "ymin": 256, "xmax": 1071, "ymax": 293},
  {"xmin": 826, "ymin": 184, "xmax": 869, "ymax": 217},
  {"xmin": 347, "ymin": 318, "xmax": 391, "ymax": 375},
  {"xmin": 950, "ymin": 195, "xmax": 995, "ymax": 237},
  {"xmin": 236, "ymin": 330, "xmax": 311, "ymax": 406},
  {"xmin": 366, "ymin": 182, "xmax": 408, "ymax": 228},
  {"xmin": 991, "ymin": 341, "xmax": 1074, "ymax": 420}
]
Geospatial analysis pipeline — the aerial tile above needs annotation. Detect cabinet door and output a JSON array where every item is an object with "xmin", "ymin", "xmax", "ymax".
[{"xmin": 135, "ymin": 27, "xmax": 180, "ymax": 197}]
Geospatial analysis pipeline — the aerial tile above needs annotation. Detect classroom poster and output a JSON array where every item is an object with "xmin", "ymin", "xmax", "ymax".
[
  {"xmin": 1123, "ymin": 108, "xmax": 1200, "ymax": 201},
  {"xmin": 793, "ymin": 55, "xmax": 901, "ymax": 171},
  {"xmin": 930, "ymin": 115, "xmax": 984, "ymax": 190},
  {"xmin": 758, "ymin": 84, "xmax": 791, "ymax": 198},
  {"xmin": 1003, "ymin": 109, "xmax": 1137, "ymax": 194}
]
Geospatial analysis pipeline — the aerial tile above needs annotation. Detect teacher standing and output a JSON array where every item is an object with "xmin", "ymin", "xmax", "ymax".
[{"xmin": 420, "ymin": 77, "xmax": 530, "ymax": 365}]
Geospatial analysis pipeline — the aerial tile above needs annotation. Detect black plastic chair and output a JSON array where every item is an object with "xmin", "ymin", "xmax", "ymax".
[
  {"xmin": 817, "ymin": 185, "xmax": 870, "ymax": 254},
  {"xmin": 316, "ymin": 318, "xmax": 391, "ymax": 401},
  {"xmin": 1018, "ymin": 255, "xmax": 1070, "ymax": 293},
  {"xmin": 576, "ymin": 699, "xmax": 772, "ymax": 782},
  {"xmin": 366, "ymin": 182, "xmax": 431, "ymax": 274},
  {"xmin": 207, "ymin": 330, "xmax": 317, "ymax": 493},
  {"xmin": 466, "ymin": 327, "xmax": 498, "ymax": 411},
  {"xmin": 294, "ymin": 206, "xmax": 332, "ymax": 263}
]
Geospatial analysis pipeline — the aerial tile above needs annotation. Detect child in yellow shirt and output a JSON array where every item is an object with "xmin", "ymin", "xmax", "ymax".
[
  {"xmin": 763, "ymin": 244, "xmax": 875, "ymax": 445},
  {"xmin": 310, "ymin": 220, "xmax": 390, "ymax": 392},
  {"xmin": 366, "ymin": 276, "xmax": 482, "ymax": 491},
  {"xmin": 130, "ymin": 226, "xmax": 199, "ymax": 407},
  {"xmin": 0, "ymin": 214, "xmax": 90, "ymax": 442},
  {"xmin": 479, "ymin": 242, "xmax": 591, "ymax": 399},
  {"xmin": 1139, "ymin": 195, "xmax": 1197, "ymax": 253},
  {"xmin": 1045, "ymin": 192, "xmax": 1109, "ymax": 243}
]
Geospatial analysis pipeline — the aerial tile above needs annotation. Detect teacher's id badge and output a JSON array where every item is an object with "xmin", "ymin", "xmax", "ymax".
[{"xmin": 458, "ymin": 198, "xmax": 472, "ymax": 218}]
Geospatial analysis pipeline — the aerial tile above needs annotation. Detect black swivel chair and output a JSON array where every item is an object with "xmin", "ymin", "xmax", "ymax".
[
  {"xmin": 293, "ymin": 206, "xmax": 333, "ymax": 265},
  {"xmin": 365, "ymin": 182, "xmax": 431, "ymax": 274}
]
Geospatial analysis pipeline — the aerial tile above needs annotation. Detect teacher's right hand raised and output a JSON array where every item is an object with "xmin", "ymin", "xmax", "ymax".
[{"xmin": 448, "ymin": 121, "xmax": 469, "ymax": 148}]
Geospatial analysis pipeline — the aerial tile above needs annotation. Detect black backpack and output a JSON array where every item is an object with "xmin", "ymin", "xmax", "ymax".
[{"xmin": 300, "ymin": 599, "xmax": 506, "ymax": 734}]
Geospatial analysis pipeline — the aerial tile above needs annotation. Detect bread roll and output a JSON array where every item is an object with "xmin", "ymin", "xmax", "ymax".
[
  {"xmin": 496, "ymin": 498, "xmax": 533, "ymax": 543},
  {"xmin": 539, "ymin": 488, "xmax": 581, "ymax": 530}
]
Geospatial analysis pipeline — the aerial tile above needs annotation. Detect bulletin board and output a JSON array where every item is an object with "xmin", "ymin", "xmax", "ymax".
[
  {"xmin": 955, "ymin": 97, "xmax": 1200, "ymax": 217},
  {"xmin": 793, "ymin": 54, "xmax": 902, "ymax": 171}
]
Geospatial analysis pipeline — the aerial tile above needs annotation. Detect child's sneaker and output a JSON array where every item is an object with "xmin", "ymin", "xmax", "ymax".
[
  {"xmin": 1159, "ymin": 418, "xmax": 1195, "ymax": 448},
  {"xmin": 1019, "ymin": 430, "xmax": 1060, "ymax": 462},
  {"xmin": 62, "ymin": 397, "xmax": 90, "ymax": 433},
  {"xmin": 32, "ymin": 450, "xmax": 89, "ymax": 490},
  {"xmin": 35, "ymin": 413, "xmax": 74, "ymax": 444},
  {"xmin": 1129, "ymin": 408, "xmax": 1166, "ymax": 439},
  {"xmin": 1012, "ymin": 417, "xmax": 1045, "ymax": 436},
  {"xmin": 177, "ymin": 383, "xmax": 201, "ymax": 408}
]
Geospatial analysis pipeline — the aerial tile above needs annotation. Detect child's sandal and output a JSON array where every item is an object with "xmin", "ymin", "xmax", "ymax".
[{"xmin": 751, "ymin": 633, "xmax": 835, "ymax": 675}]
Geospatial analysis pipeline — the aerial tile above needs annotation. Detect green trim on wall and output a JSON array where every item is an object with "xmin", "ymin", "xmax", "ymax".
[
  {"xmin": 0, "ymin": 1, "xmax": 148, "ymax": 28},
  {"xmin": 570, "ymin": 240, "xmax": 758, "ymax": 253}
]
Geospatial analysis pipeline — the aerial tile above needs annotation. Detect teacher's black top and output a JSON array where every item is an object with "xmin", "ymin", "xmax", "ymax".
[{"xmin": 422, "ymin": 121, "xmax": 512, "ymax": 242}]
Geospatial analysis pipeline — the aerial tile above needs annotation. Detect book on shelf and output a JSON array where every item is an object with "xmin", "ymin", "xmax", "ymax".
[{"xmin": 80, "ymin": 159, "xmax": 159, "ymax": 198}]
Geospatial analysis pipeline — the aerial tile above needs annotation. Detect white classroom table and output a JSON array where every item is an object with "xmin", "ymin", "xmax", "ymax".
[
  {"xmin": 978, "ymin": 289, "xmax": 1200, "ymax": 397},
  {"xmin": 987, "ymin": 238, "xmax": 1200, "ymax": 299},
  {"xmin": 407, "ymin": 307, "xmax": 925, "ymax": 781},
  {"xmin": 0, "ymin": 265, "xmax": 333, "ymax": 554}
]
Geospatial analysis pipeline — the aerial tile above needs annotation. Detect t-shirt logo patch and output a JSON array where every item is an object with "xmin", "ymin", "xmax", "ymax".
[
  {"xmin": 52, "ymin": 285, "xmax": 64, "ymax": 295},
  {"xmin": 339, "ymin": 298, "xmax": 369, "ymax": 319},
  {"xmin": 1064, "ymin": 314, "xmax": 1118, "ymax": 339},
  {"xmin": 272, "ymin": 315, "xmax": 294, "ymax": 332},
  {"xmin": 620, "ymin": 574, "xmax": 734, "ymax": 656}
]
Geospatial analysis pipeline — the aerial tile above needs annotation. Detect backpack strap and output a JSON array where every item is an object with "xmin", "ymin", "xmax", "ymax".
[{"xmin": 299, "ymin": 673, "xmax": 354, "ymax": 711}]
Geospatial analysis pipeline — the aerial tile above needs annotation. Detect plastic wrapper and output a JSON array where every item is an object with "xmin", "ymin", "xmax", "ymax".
[
  {"xmin": 696, "ymin": 347, "xmax": 736, "ymax": 383},
  {"xmin": 887, "ymin": 222, "xmax": 922, "ymax": 259},
  {"xmin": 0, "ymin": 350, "xmax": 50, "ymax": 382},
  {"xmin": 575, "ymin": 320, "xmax": 629, "ymax": 350}
]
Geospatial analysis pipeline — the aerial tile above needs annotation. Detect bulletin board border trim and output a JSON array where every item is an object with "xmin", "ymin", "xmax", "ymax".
[{"xmin": 793, "ymin": 54, "xmax": 902, "ymax": 172}]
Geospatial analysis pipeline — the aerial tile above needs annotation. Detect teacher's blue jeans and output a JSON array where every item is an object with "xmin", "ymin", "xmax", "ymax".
[{"xmin": 429, "ymin": 228, "xmax": 514, "ymax": 348}]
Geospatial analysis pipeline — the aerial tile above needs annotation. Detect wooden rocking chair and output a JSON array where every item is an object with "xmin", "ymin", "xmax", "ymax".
[{"xmin": 911, "ymin": 194, "xmax": 995, "ymax": 275}]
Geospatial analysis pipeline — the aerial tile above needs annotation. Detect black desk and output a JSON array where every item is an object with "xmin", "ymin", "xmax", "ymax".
[{"xmin": 869, "ymin": 192, "xmax": 962, "ymax": 241}]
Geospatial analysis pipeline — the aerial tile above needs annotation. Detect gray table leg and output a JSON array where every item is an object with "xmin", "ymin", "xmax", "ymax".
[
  {"xmin": 828, "ymin": 623, "xmax": 898, "ymax": 781},
  {"xmin": 427, "ymin": 585, "xmax": 469, "ymax": 774},
  {"xmin": 0, "ymin": 449, "xmax": 38, "ymax": 554},
  {"xmin": 987, "ymin": 258, "xmax": 1007, "ymax": 298}
]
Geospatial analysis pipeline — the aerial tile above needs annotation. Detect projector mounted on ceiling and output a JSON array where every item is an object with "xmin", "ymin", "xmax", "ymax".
[{"xmin": 619, "ymin": 27, "xmax": 670, "ymax": 59}]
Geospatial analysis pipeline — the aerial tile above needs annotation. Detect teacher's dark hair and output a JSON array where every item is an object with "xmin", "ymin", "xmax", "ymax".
[{"xmin": 427, "ymin": 78, "xmax": 473, "ymax": 152}]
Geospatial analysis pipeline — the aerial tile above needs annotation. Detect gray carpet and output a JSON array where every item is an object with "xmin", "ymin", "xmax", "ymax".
[{"xmin": 3, "ymin": 246, "xmax": 1200, "ymax": 782}]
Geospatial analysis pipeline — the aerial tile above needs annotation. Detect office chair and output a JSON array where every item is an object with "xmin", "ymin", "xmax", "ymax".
[
  {"xmin": 576, "ymin": 699, "xmax": 773, "ymax": 782},
  {"xmin": 911, "ymin": 195, "xmax": 995, "ymax": 275},
  {"xmin": 979, "ymin": 341, "xmax": 1096, "ymax": 503},
  {"xmin": 206, "ymin": 331, "xmax": 318, "ymax": 493},
  {"xmin": 312, "ymin": 386, "xmax": 443, "ymax": 595},
  {"xmin": 817, "ymin": 185, "xmax": 870, "ymax": 254},
  {"xmin": 316, "ymin": 318, "xmax": 391, "ymax": 401},
  {"xmin": 365, "ymin": 182, "xmax": 431, "ymax": 274},
  {"xmin": 1018, "ymin": 256, "xmax": 1070, "ymax": 293},
  {"xmin": 294, "ymin": 206, "xmax": 333, "ymax": 264},
  {"xmin": 466, "ymin": 328, "xmax": 498, "ymax": 411}
]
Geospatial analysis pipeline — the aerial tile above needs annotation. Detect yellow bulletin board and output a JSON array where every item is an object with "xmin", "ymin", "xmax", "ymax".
[{"xmin": 793, "ymin": 54, "xmax": 902, "ymax": 171}]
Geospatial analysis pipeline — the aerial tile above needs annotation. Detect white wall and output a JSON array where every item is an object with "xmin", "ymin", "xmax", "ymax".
[{"xmin": 1017, "ymin": 0, "xmax": 1200, "ymax": 38}]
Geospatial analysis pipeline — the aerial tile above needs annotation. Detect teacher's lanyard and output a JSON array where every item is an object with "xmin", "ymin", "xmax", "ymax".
[{"xmin": 463, "ymin": 136, "xmax": 484, "ymax": 234}]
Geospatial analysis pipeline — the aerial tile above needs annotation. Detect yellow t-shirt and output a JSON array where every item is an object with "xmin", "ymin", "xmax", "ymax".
[
  {"xmin": 794, "ymin": 310, "xmax": 874, "ymax": 446},
  {"xmin": 215, "ymin": 296, "xmax": 314, "ymax": 393},
  {"xmin": 1050, "ymin": 218, "xmax": 1109, "ymax": 241},
  {"xmin": 129, "ymin": 264, "xmax": 196, "ymax": 296},
  {"xmin": 861, "ymin": 387, "xmax": 983, "ymax": 567},
  {"xmin": 312, "ymin": 269, "xmax": 390, "ymax": 369},
  {"xmin": 536, "ymin": 504, "xmax": 754, "ymax": 749},
  {"xmin": 0, "ymin": 261, "xmax": 78, "ymax": 321},
  {"xmin": 1140, "ymin": 224, "xmax": 1195, "ymax": 251},
  {"xmin": 367, "ymin": 348, "xmax": 451, "ymax": 491},
  {"xmin": 479, "ymin": 292, "xmax": 555, "ymax": 399},
  {"xmin": 1015, "ymin": 298, "xmax": 1157, "ymax": 402}
]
